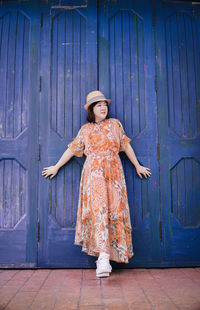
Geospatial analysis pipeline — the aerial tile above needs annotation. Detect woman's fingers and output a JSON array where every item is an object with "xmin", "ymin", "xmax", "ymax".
[
  {"xmin": 42, "ymin": 168, "xmax": 51, "ymax": 177},
  {"xmin": 144, "ymin": 167, "xmax": 151, "ymax": 173},
  {"xmin": 144, "ymin": 167, "xmax": 151, "ymax": 177},
  {"xmin": 137, "ymin": 167, "xmax": 151, "ymax": 179},
  {"xmin": 41, "ymin": 166, "xmax": 58, "ymax": 179}
]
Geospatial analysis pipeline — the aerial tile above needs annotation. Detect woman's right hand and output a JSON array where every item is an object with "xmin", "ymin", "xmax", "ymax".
[{"xmin": 41, "ymin": 165, "xmax": 58, "ymax": 179}]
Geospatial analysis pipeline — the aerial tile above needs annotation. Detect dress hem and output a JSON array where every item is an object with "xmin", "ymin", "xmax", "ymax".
[{"xmin": 74, "ymin": 241, "xmax": 134, "ymax": 264}]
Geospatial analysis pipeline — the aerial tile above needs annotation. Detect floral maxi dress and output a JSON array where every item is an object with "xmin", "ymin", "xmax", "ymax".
[{"xmin": 68, "ymin": 118, "xmax": 134, "ymax": 263}]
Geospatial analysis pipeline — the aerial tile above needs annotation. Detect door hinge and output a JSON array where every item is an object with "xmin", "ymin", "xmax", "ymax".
[
  {"xmin": 39, "ymin": 76, "xmax": 42, "ymax": 92},
  {"xmin": 159, "ymin": 220, "xmax": 162, "ymax": 244},
  {"xmin": 155, "ymin": 74, "xmax": 157, "ymax": 92},
  {"xmin": 38, "ymin": 144, "xmax": 41, "ymax": 161},
  {"xmin": 157, "ymin": 143, "xmax": 159, "ymax": 161},
  {"xmin": 152, "ymin": 13, "xmax": 155, "ymax": 28},
  {"xmin": 40, "ymin": 12, "xmax": 43, "ymax": 27},
  {"xmin": 37, "ymin": 220, "xmax": 40, "ymax": 243}
]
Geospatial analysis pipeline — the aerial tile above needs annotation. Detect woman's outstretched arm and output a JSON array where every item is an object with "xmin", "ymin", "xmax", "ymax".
[
  {"xmin": 41, "ymin": 147, "xmax": 74, "ymax": 179},
  {"xmin": 123, "ymin": 143, "xmax": 151, "ymax": 179}
]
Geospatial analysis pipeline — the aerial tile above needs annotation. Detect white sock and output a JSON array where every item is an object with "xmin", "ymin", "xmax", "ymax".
[{"xmin": 98, "ymin": 252, "xmax": 110, "ymax": 260}]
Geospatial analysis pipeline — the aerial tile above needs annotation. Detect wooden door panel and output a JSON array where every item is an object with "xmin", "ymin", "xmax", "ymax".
[
  {"xmin": 0, "ymin": 5, "xmax": 40, "ymax": 266},
  {"xmin": 39, "ymin": 0, "xmax": 98, "ymax": 267},
  {"xmin": 99, "ymin": 0, "xmax": 161, "ymax": 267},
  {"xmin": 154, "ymin": 0, "xmax": 200, "ymax": 265}
]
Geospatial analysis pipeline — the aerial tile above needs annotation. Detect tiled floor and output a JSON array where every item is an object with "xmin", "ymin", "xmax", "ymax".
[{"xmin": 0, "ymin": 268, "xmax": 200, "ymax": 310}]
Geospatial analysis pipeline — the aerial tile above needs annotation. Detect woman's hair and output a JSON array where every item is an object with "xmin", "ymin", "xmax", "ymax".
[{"xmin": 86, "ymin": 101, "xmax": 110, "ymax": 123}]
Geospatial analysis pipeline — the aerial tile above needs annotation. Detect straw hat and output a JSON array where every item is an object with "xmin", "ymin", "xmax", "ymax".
[{"xmin": 84, "ymin": 90, "xmax": 111, "ymax": 110}]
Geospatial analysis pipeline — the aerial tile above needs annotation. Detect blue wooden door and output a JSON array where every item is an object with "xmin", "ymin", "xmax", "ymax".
[
  {"xmin": 1, "ymin": 0, "xmax": 199, "ymax": 268},
  {"xmin": 0, "ymin": 2, "xmax": 40, "ymax": 266},
  {"xmin": 99, "ymin": 0, "xmax": 161, "ymax": 267},
  {"xmin": 153, "ymin": 0, "xmax": 200, "ymax": 265},
  {"xmin": 38, "ymin": 0, "xmax": 98, "ymax": 267}
]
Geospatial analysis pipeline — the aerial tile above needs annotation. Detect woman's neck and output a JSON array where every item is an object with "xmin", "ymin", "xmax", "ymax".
[{"xmin": 95, "ymin": 117, "xmax": 106, "ymax": 123}]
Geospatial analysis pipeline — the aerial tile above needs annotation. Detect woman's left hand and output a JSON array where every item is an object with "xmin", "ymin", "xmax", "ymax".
[{"xmin": 136, "ymin": 165, "xmax": 151, "ymax": 179}]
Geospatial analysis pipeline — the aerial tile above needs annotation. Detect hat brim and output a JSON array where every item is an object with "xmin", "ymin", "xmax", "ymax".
[{"xmin": 84, "ymin": 99, "xmax": 111, "ymax": 110}]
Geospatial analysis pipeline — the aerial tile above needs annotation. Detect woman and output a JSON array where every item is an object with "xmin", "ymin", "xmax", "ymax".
[{"xmin": 42, "ymin": 90, "xmax": 151, "ymax": 278}]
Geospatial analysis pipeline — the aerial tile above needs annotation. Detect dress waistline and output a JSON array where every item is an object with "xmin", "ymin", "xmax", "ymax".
[{"xmin": 86, "ymin": 150, "xmax": 118, "ymax": 158}]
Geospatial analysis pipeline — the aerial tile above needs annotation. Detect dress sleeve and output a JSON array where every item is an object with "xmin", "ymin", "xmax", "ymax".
[
  {"xmin": 67, "ymin": 126, "xmax": 85, "ymax": 157},
  {"xmin": 116, "ymin": 119, "xmax": 131, "ymax": 152}
]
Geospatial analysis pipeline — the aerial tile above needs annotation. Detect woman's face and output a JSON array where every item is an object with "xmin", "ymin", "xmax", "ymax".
[{"xmin": 93, "ymin": 101, "xmax": 108, "ymax": 122}]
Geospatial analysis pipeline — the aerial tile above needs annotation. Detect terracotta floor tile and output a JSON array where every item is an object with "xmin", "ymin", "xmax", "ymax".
[
  {"xmin": 0, "ymin": 287, "xmax": 19, "ymax": 309},
  {"xmin": 159, "ymin": 304, "xmax": 178, "ymax": 310},
  {"xmin": 127, "ymin": 302, "xmax": 155, "ymax": 310},
  {"xmin": 80, "ymin": 298, "xmax": 102, "ymax": 306},
  {"xmin": 102, "ymin": 298, "xmax": 128, "ymax": 307},
  {"xmin": 80, "ymin": 289, "xmax": 101, "ymax": 297},
  {"xmin": 79, "ymin": 306, "xmax": 103, "ymax": 310},
  {"xmin": 123, "ymin": 291, "xmax": 148, "ymax": 303},
  {"xmin": 176, "ymin": 303, "xmax": 200, "ymax": 310},
  {"xmin": 57, "ymin": 269, "xmax": 82, "ymax": 282},
  {"xmin": 56, "ymin": 290, "xmax": 80, "ymax": 298},
  {"xmin": 62, "ymin": 279, "xmax": 82, "ymax": 288},
  {"xmin": 102, "ymin": 292, "xmax": 124, "ymax": 300},
  {"xmin": 83, "ymin": 269, "xmax": 97, "ymax": 280},
  {"xmin": 3, "ymin": 280, "xmax": 27, "ymax": 288},
  {"xmin": 11, "ymin": 270, "xmax": 34, "ymax": 281},
  {"xmin": 42, "ymin": 270, "xmax": 70, "ymax": 288},
  {"xmin": 181, "ymin": 268, "xmax": 200, "ymax": 284},
  {"xmin": 0, "ymin": 285, "xmax": 19, "ymax": 295},
  {"xmin": 20, "ymin": 270, "xmax": 51, "ymax": 292},
  {"xmin": 81, "ymin": 294, "xmax": 101, "ymax": 301},
  {"xmin": 4, "ymin": 291, "xmax": 37, "ymax": 310},
  {"xmin": 1, "ymin": 268, "xmax": 200, "ymax": 310},
  {"xmin": 121, "ymin": 282, "xmax": 140, "ymax": 290},
  {"xmin": 54, "ymin": 299, "xmax": 78, "ymax": 310},
  {"xmin": 151, "ymin": 302, "xmax": 179, "ymax": 310},
  {"xmin": 0, "ymin": 270, "xmax": 19, "ymax": 282},
  {"xmin": 103, "ymin": 302, "xmax": 128, "ymax": 310},
  {"xmin": 57, "ymin": 289, "xmax": 80, "ymax": 297},
  {"xmin": 28, "ymin": 290, "xmax": 57, "ymax": 310},
  {"xmin": 82, "ymin": 279, "xmax": 101, "ymax": 287},
  {"xmin": 0, "ymin": 280, "xmax": 8, "ymax": 287}
]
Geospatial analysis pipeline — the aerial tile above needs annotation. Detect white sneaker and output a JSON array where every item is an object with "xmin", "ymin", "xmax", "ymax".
[{"xmin": 96, "ymin": 256, "xmax": 112, "ymax": 278}]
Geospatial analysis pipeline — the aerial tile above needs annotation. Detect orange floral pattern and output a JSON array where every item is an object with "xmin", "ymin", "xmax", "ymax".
[{"xmin": 68, "ymin": 118, "xmax": 134, "ymax": 263}]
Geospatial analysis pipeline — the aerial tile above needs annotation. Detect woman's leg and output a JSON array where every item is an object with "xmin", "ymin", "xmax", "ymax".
[{"xmin": 98, "ymin": 251, "xmax": 110, "ymax": 260}]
